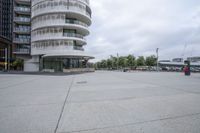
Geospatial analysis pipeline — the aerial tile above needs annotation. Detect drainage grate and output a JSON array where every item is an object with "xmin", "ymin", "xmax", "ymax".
[{"xmin": 76, "ymin": 81, "xmax": 87, "ymax": 84}]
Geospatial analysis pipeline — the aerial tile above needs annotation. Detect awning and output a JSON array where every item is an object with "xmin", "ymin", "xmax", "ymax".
[{"xmin": 42, "ymin": 53, "xmax": 94, "ymax": 59}]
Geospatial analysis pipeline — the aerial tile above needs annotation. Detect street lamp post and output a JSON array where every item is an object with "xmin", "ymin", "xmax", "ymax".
[
  {"xmin": 110, "ymin": 55, "xmax": 113, "ymax": 69},
  {"xmin": 5, "ymin": 48, "xmax": 8, "ymax": 71},
  {"xmin": 156, "ymin": 48, "xmax": 159, "ymax": 72},
  {"xmin": 117, "ymin": 53, "xmax": 119, "ymax": 70}
]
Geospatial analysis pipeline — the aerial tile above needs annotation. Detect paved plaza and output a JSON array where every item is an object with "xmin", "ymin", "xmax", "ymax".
[{"xmin": 0, "ymin": 71, "xmax": 200, "ymax": 133}]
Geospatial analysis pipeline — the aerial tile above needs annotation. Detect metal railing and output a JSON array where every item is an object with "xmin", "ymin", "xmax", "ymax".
[
  {"xmin": 79, "ymin": 0, "xmax": 89, "ymax": 4},
  {"xmin": 14, "ymin": 48, "xmax": 30, "ymax": 54},
  {"xmin": 74, "ymin": 46, "xmax": 84, "ymax": 51},
  {"xmin": 65, "ymin": 19, "xmax": 88, "ymax": 27},
  {"xmin": 13, "ymin": 38, "xmax": 30, "ymax": 43},
  {"xmin": 63, "ymin": 33, "xmax": 86, "ymax": 40},
  {"xmin": 14, "ymin": 17, "xmax": 31, "ymax": 23},
  {"xmin": 14, "ymin": 27, "xmax": 31, "ymax": 33},
  {"xmin": 32, "ymin": 2, "xmax": 91, "ymax": 18},
  {"xmin": 32, "ymin": 0, "xmax": 89, "ymax": 6},
  {"xmin": 14, "ymin": 7, "xmax": 31, "ymax": 12}
]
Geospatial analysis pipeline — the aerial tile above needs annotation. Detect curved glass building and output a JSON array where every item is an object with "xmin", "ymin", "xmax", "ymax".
[{"xmin": 26, "ymin": 0, "xmax": 93, "ymax": 72}]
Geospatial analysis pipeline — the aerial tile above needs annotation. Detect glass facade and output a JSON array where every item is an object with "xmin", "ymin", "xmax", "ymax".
[
  {"xmin": 0, "ymin": 0, "xmax": 13, "ymax": 70},
  {"xmin": 0, "ymin": 0, "xmax": 13, "ymax": 41},
  {"xmin": 42, "ymin": 57, "xmax": 86, "ymax": 72}
]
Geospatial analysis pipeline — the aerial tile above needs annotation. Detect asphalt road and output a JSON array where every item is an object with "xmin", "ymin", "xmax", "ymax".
[{"xmin": 0, "ymin": 71, "xmax": 200, "ymax": 133}]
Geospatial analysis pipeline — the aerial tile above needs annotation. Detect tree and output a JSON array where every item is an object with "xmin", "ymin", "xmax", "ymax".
[
  {"xmin": 136, "ymin": 56, "xmax": 145, "ymax": 66},
  {"xmin": 127, "ymin": 54, "xmax": 136, "ymax": 68},
  {"xmin": 106, "ymin": 59, "xmax": 112, "ymax": 69},
  {"xmin": 95, "ymin": 54, "xmax": 157, "ymax": 69},
  {"xmin": 118, "ymin": 56, "xmax": 127, "ymax": 68},
  {"xmin": 110, "ymin": 56, "xmax": 118, "ymax": 69},
  {"xmin": 100, "ymin": 60, "xmax": 107, "ymax": 68},
  {"xmin": 13, "ymin": 58, "xmax": 24, "ymax": 70},
  {"xmin": 145, "ymin": 55, "xmax": 157, "ymax": 66}
]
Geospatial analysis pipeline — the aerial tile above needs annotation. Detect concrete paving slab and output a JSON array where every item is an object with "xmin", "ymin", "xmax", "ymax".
[
  {"xmin": 68, "ymin": 79, "xmax": 187, "ymax": 103},
  {"xmin": 57, "ymin": 71, "xmax": 200, "ymax": 133},
  {"xmin": 0, "ymin": 74, "xmax": 74, "ymax": 133},
  {"xmin": 78, "ymin": 114, "xmax": 200, "ymax": 133},
  {"xmin": 0, "ymin": 71, "xmax": 200, "ymax": 133},
  {"xmin": 0, "ymin": 104, "xmax": 62, "ymax": 133},
  {"xmin": 0, "ymin": 76, "xmax": 73, "ymax": 107},
  {"xmin": 58, "ymin": 93, "xmax": 200, "ymax": 132}
]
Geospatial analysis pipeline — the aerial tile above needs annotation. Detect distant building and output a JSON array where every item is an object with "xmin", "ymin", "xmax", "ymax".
[
  {"xmin": 159, "ymin": 60, "xmax": 171, "ymax": 63},
  {"xmin": 0, "ymin": 0, "xmax": 13, "ymax": 70},
  {"xmin": 172, "ymin": 58, "xmax": 183, "ymax": 62},
  {"xmin": 187, "ymin": 57, "xmax": 200, "ymax": 62},
  {"xmin": 159, "ymin": 57, "xmax": 200, "ymax": 68}
]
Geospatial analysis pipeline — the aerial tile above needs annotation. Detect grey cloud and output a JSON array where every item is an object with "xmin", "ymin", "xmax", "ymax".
[{"xmin": 86, "ymin": 0, "xmax": 200, "ymax": 62}]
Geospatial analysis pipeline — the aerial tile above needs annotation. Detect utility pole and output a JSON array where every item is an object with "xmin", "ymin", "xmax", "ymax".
[
  {"xmin": 110, "ymin": 55, "xmax": 113, "ymax": 69},
  {"xmin": 5, "ymin": 48, "xmax": 8, "ymax": 71},
  {"xmin": 156, "ymin": 48, "xmax": 159, "ymax": 72},
  {"xmin": 117, "ymin": 53, "xmax": 119, "ymax": 70}
]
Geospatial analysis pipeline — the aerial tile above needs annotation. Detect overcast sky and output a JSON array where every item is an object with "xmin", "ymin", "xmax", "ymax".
[{"xmin": 85, "ymin": 0, "xmax": 200, "ymax": 62}]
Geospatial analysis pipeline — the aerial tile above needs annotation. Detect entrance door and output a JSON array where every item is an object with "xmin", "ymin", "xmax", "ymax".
[
  {"xmin": 43, "ymin": 58, "xmax": 63, "ymax": 72},
  {"xmin": 54, "ymin": 60, "xmax": 63, "ymax": 72}
]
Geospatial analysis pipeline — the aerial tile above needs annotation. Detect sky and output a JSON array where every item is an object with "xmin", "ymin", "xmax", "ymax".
[{"xmin": 85, "ymin": 0, "xmax": 200, "ymax": 62}]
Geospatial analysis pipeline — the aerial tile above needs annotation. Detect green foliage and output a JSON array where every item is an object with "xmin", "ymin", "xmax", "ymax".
[
  {"xmin": 118, "ymin": 56, "xmax": 127, "ymax": 68},
  {"xmin": 95, "ymin": 54, "xmax": 156, "ymax": 69},
  {"xmin": 13, "ymin": 58, "xmax": 23, "ymax": 67},
  {"xmin": 136, "ymin": 56, "xmax": 145, "ymax": 66},
  {"xmin": 106, "ymin": 59, "xmax": 112, "ymax": 69},
  {"xmin": 127, "ymin": 54, "xmax": 136, "ymax": 67},
  {"xmin": 13, "ymin": 58, "xmax": 24, "ymax": 70},
  {"xmin": 145, "ymin": 55, "xmax": 157, "ymax": 66},
  {"xmin": 110, "ymin": 56, "xmax": 118, "ymax": 68},
  {"xmin": 100, "ymin": 60, "xmax": 107, "ymax": 68}
]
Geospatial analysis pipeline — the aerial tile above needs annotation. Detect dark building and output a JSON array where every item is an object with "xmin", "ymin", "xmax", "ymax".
[{"xmin": 0, "ymin": 0, "xmax": 13, "ymax": 70}]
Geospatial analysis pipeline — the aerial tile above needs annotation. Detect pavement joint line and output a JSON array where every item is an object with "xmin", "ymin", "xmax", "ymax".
[
  {"xmin": 0, "ymin": 102, "xmax": 63, "ymax": 109},
  {"xmin": 54, "ymin": 76, "xmax": 75, "ymax": 133},
  {"xmin": 0, "ymin": 78, "xmax": 40, "ymax": 90},
  {"xmin": 60, "ymin": 112, "xmax": 200, "ymax": 133},
  {"xmin": 111, "ymin": 73, "xmax": 200, "ymax": 95},
  {"xmin": 68, "ymin": 96, "xmax": 138, "ymax": 104},
  {"xmin": 67, "ymin": 93, "xmax": 190, "ymax": 104}
]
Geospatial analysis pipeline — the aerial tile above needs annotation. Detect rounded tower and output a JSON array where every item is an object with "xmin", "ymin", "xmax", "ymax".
[{"xmin": 30, "ymin": 0, "xmax": 93, "ymax": 72}]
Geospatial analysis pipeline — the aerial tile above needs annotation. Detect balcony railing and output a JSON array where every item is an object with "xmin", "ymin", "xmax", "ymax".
[
  {"xmin": 16, "ymin": 0, "xmax": 31, "ymax": 2},
  {"xmin": 32, "ymin": 0, "xmax": 89, "ymax": 6},
  {"xmin": 15, "ymin": 0, "xmax": 31, "ymax": 4},
  {"xmin": 32, "ymin": 2, "xmax": 91, "ymax": 18},
  {"xmin": 14, "ymin": 27, "xmax": 31, "ymax": 33},
  {"xmin": 13, "ymin": 48, "xmax": 30, "ymax": 54},
  {"xmin": 74, "ymin": 46, "xmax": 84, "ymax": 51},
  {"xmin": 63, "ymin": 33, "xmax": 86, "ymax": 40},
  {"xmin": 79, "ymin": 0, "xmax": 89, "ymax": 4},
  {"xmin": 65, "ymin": 19, "xmax": 88, "ymax": 27},
  {"xmin": 14, "ymin": 17, "xmax": 31, "ymax": 23},
  {"xmin": 13, "ymin": 38, "xmax": 30, "ymax": 44},
  {"xmin": 14, "ymin": 7, "xmax": 31, "ymax": 13}
]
